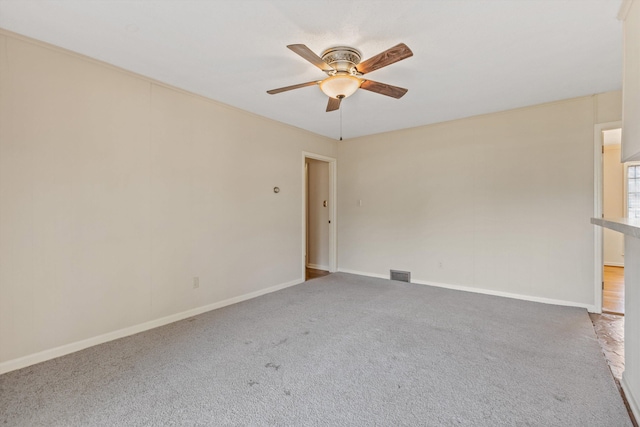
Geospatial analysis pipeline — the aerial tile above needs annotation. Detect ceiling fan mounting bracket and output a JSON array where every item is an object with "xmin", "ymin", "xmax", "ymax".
[{"xmin": 321, "ymin": 46, "xmax": 362, "ymax": 75}]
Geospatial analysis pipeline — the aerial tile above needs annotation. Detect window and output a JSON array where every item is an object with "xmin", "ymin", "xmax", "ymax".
[{"xmin": 628, "ymin": 164, "xmax": 640, "ymax": 218}]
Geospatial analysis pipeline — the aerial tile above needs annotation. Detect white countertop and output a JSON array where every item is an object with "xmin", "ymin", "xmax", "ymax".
[{"xmin": 591, "ymin": 217, "xmax": 640, "ymax": 238}]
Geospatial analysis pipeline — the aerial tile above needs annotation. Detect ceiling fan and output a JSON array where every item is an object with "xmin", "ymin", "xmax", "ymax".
[{"xmin": 267, "ymin": 43, "xmax": 413, "ymax": 112}]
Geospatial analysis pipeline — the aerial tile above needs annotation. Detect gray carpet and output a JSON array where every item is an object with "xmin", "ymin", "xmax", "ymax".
[{"xmin": 0, "ymin": 273, "xmax": 632, "ymax": 426}]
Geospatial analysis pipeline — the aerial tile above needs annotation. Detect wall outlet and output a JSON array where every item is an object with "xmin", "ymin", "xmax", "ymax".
[
  {"xmin": 438, "ymin": 261, "xmax": 443, "ymax": 268},
  {"xmin": 193, "ymin": 276, "xmax": 199, "ymax": 289}
]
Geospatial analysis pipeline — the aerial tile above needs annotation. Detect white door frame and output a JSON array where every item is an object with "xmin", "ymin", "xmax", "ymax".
[
  {"xmin": 594, "ymin": 120, "xmax": 622, "ymax": 313},
  {"xmin": 302, "ymin": 152, "xmax": 337, "ymax": 278}
]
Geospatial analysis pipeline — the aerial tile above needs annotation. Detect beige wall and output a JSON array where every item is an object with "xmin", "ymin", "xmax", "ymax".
[
  {"xmin": 621, "ymin": 0, "xmax": 640, "ymax": 419},
  {"xmin": 338, "ymin": 93, "xmax": 621, "ymax": 308},
  {"xmin": 603, "ymin": 144, "xmax": 625, "ymax": 265},
  {"xmin": 0, "ymin": 32, "xmax": 336, "ymax": 369},
  {"xmin": 625, "ymin": 235, "xmax": 640, "ymax": 421},
  {"xmin": 623, "ymin": 0, "xmax": 640, "ymax": 162},
  {"xmin": 306, "ymin": 159, "xmax": 330, "ymax": 270}
]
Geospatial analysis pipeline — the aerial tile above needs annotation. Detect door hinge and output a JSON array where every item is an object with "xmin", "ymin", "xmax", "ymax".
[
  {"xmin": 602, "ymin": 146, "xmax": 604, "ymax": 154},
  {"xmin": 602, "ymin": 281, "xmax": 605, "ymax": 290}
]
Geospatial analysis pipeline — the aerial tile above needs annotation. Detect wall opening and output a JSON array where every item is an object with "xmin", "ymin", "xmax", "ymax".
[
  {"xmin": 302, "ymin": 152, "xmax": 337, "ymax": 279},
  {"xmin": 602, "ymin": 128, "xmax": 624, "ymax": 315}
]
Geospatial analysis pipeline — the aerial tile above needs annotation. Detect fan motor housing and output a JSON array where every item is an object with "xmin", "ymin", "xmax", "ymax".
[{"xmin": 321, "ymin": 46, "xmax": 362, "ymax": 74}]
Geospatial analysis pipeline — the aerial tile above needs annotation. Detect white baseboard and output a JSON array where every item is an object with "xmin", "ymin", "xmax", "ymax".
[
  {"xmin": 337, "ymin": 269, "xmax": 596, "ymax": 312},
  {"xmin": 621, "ymin": 375, "xmax": 640, "ymax": 423},
  {"xmin": 0, "ymin": 277, "xmax": 304, "ymax": 375},
  {"xmin": 338, "ymin": 268, "xmax": 389, "ymax": 280},
  {"xmin": 306, "ymin": 263, "xmax": 329, "ymax": 271},
  {"xmin": 604, "ymin": 262, "xmax": 625, "ymax": 267}
]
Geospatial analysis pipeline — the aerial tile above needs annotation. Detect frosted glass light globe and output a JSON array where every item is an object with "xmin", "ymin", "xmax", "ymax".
[{"xmin": 319, "ymin": 75, "xmax": 362, "ymax": 99}]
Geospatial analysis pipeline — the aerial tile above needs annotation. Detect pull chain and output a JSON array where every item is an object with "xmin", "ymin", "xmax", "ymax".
[
  {"xmin": 339, "ymin": 106, "xmax": 343, "ymax": 141},
  {"xmin": 336, "ymin": 94, "xmax": 345, "ymax": 141}
]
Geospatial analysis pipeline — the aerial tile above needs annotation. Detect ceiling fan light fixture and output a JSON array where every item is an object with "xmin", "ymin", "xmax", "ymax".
[
  {"xmin": 267, "ymin": 43, "xmax": 412, "ymax": 110},
  {"xmin": 319, "ymin": 74, "xmax": 362, "ymax": 99}
]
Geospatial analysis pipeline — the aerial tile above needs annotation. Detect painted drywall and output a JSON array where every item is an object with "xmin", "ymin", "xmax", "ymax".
[
  {"xmin": 338, "ymin": 92, "xmax": 621, "ymax": 308},
  {"xmin": 0, "ymin": 31, "xmax": 336, "ymax": 369},
  {"xmin": 597, "ymin": 91, "xmax": 623, "ymax": 124},
  {"xmin": 624, "ymin": 236, "xmax": 640, "ymax": 421},
  {"xmin": 621, "ymin": 0, "xmax": 640, "ymax": 420},
  {"xmin": 306, "ymin": 159, "xmax": 330, "ymax": 270},
  {"xmin": 623, "ymin": 0, "xmax": 640, "ymax": 162},
  {"xmin": 603, "ymin": 144, "xmax": 625, "ymax": 266}
]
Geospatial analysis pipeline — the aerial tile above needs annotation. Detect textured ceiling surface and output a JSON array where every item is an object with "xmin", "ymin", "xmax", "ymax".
[{"xmin": 0, "ymin": 0, "xmax": 623, "ymax": 139}]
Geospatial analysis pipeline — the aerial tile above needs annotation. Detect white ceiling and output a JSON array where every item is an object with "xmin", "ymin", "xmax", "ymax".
[{"xmin": 0, "ymin": 0, "xmax": 623, "ymax": 140}]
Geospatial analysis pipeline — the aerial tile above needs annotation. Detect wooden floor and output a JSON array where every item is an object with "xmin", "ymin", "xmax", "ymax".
[
  {"xmin": 306, "ymin": 267, "xmax": 330, "ymax": 281},
  {"xmin": 604, "ymin": 266, "xmax": 624, "ymax": 315}
]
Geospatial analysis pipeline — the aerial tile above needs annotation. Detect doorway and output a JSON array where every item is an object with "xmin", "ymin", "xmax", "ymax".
[
  {"xmin": 600, "ymin": 126, "xmax": 625, "ymax": 315},
  {"xmin": 302, "ymin": 152, "xmax": 337, "ymax": 280}
]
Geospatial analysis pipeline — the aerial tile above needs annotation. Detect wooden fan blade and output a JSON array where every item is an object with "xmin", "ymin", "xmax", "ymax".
[
  {"xmin": 287, "ymin": 44, "xmax": 334, "ymax": 72},
  {"xmin": 356, "ymin": 43, "xmax": 413, "ymax": 74},
  {"xmin": 267, "ymin": 81, "xmax": 319, "ymax": 95},
  {"xmin": 360, "ymin": 80, "xmax": 408, "ymax": 99},
  {"xmin": 326, "ymin": 96, "xmax": 341, "ymax": 112}
]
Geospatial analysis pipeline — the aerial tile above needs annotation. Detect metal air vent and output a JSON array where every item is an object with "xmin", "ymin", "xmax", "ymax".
[{"xmin": 390, "ymin": 270, "xmax": 411, "ymax": 283}]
